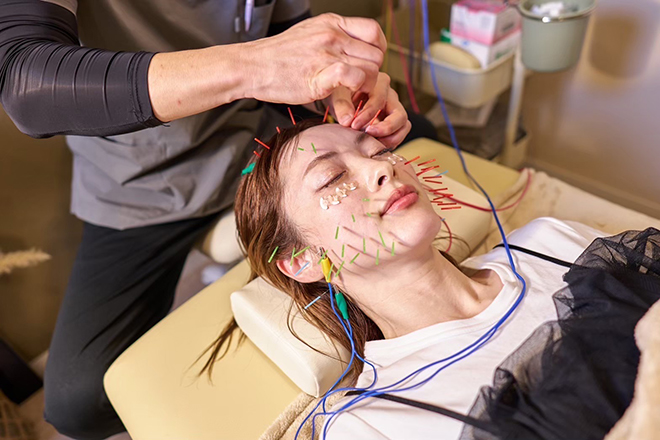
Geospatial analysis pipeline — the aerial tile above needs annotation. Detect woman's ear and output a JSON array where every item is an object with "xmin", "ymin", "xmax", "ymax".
[{"xmin": 276, "ymin": 250, "xmax": 324, "ymax": 283}]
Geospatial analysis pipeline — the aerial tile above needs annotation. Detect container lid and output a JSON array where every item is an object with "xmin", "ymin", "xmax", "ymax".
[{"xmin": 518, "ymin": 0, "xmax": 596, "ymax": 22}]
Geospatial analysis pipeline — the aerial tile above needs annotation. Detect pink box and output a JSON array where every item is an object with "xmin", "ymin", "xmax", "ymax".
[{"xmin": 450, "ymin": 0, "xmax": 521, "ymax": 45}]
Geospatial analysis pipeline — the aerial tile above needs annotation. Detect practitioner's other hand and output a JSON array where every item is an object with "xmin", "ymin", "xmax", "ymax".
[
  {"xmin": 326, "ymin": 73, "xmax": 411, "ymax": 148},
  {"xmin": 245, "ymin": 13, "xmax": 386, "ymax": 105}
]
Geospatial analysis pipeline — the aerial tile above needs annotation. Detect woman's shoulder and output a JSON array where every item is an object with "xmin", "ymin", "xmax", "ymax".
[
  {"xmin": 465, "ymin": 217, "xmax": 609, "ymax": 269},
  {"xmin": 507, "ymin": 217, "xmax": 608, "ymax": 254}
]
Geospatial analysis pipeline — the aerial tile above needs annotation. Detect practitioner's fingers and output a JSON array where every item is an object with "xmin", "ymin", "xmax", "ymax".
[
  {"xmin": 313, "ymin": 62, "xmax": 367, "ymax": 99},
  {"xmin": 335, "ymin": 15, "xmax": 387, "ymax": 54},
  {"xmin": 350, "ymin": 72, "xmax": 390, "ymax": 130},
  {"xmin": 374, "ymin": 120, "xmax": 412, "ymax": 149},
  {"xmin": 326, "ymin": 87, "xmax": 356, "ymax": 126},
  {"xmin": 365, "ymin": 88, "xmax": 410, "ymax": 144}
]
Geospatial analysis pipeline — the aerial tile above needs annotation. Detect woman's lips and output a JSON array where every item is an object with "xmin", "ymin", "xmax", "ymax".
[{"xmin": 382, "ymin": 185, "xmax": 418, "ymax": 216}]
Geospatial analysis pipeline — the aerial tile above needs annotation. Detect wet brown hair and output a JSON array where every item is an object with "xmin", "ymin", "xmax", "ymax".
[{"xmin": 195, "ymin": 118, "xmax": 461, "ymax": 386}]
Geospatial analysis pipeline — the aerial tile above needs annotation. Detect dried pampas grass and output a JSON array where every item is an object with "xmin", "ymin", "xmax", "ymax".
[{"xmin": 0, "ymin": 249, "xmax": 51, "ymax": 276}]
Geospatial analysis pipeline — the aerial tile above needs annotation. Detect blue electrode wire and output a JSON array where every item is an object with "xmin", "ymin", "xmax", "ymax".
[
  {"xmin": 320, "ymin": 294, "xmax": 524, "ymax": 439},
  {"xmin": 309, "ymin": 1, "xmax": 528, "ymax": 437},
  {"xmin": 295, "ymin": 283, "xmax": 379, "ymax": 440},
  {"xmin": 417, "ymin": 0, "xmax": 525, "ymax": 278},
  {"xmin": 319, "ymin": 290, "xmax": 356, "ymax": 408},
  {"xmin": 314, "ymin": 285, "xmax": 380, "ymax": 439},
  {"xmin": 300, "ymin": 2, "xmax": 529, "ymax": 436},
  {"xmin": 312, "ymin": 259, "xmax": 526, "ymax": 435}
]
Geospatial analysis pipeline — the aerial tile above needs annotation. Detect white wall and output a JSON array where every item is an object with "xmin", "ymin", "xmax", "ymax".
[{"xmin": 522, "ymin": 0, "xmax": 660, "ymax": 219}]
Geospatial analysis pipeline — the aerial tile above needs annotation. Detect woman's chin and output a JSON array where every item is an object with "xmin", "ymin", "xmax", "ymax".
[{"xmin": 384, "ymin": 205, "xmax": 442, "ymax": 248}]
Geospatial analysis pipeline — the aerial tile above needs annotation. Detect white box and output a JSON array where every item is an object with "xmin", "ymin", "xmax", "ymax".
[
  {"xmin": 451, "ymin": 30, "xmax": 520, "ymax": 68},
  {"xmin": 450, "ymin": 0, "xmax": 521, "ymax": 45}
]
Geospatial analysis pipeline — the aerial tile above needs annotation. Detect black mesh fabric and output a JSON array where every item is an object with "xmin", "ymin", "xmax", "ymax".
[{"xmin": 459, "ymin": 228, "xmax": 660, "ymax": 440}]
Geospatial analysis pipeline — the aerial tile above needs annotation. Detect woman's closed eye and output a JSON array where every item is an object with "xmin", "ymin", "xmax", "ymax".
[
  {"xmin": 320, "ymin": 171, "xmax": 345, "ymax": 190},
  {"xmin": 318, "ymin": 148, "xmax": 394, "ymax": 190}
]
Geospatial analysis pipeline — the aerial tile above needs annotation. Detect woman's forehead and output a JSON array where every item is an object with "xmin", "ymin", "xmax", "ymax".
[
  {"xmin": 281, "ymin": 125, "xmax": 367, "ymax": 175},
  {"xmin": 297, "ymin": 124, "xmax": 358, "ymax": 148}
]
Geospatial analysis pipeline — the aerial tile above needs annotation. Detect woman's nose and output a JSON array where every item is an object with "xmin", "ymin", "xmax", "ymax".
[{"xmin": 364, "ymin": 158, "xmax": 393, "ymax": 193}]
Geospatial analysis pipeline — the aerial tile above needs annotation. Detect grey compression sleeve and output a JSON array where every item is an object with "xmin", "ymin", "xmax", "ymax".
[{"xmin": 0, "ymin": 0, "xmax": 161, "ymax": 138}]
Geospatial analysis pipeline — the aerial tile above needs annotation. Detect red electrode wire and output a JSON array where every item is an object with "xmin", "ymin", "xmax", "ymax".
[
  {"xmin": 430, "ymin": 169, "xmax": 533, "ymax": 213},
  {"xmin": 421, "ymin": 183, "xmax": 454, "ymax": 252},
  {"xmin": 389, "ymin": 0, "xmax": 421, "ymax": 114},
  {"xmin": 440, "ymin": 217, "xmax": 452, "ymax": 253}
]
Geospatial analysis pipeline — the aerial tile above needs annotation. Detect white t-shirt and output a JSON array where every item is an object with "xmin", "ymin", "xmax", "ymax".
[{"xmin": 323, "ymin": 217, "xmax": 607, "ymax": 440}]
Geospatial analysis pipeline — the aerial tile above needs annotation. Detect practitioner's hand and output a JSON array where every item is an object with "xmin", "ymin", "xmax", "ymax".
[
  {"xmin": 243, "ymin": 13, "xmax": 386, "ymax": 105},
  {"xmin": 326, "ymin": 72, "xmax": 412, "ymax": 148}
]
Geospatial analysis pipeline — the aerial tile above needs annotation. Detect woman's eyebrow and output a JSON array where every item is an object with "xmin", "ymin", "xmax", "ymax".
[
  {"xmin": 303, "ymin": 151, "xmax": 338, "ymax": 178},
  {"xmin": 354, "ymin": 131, "xmax": 370, "ymax": 146},
  {"xmin": 301, "ymin": 134, "xmax": 370, "ymax": 179}
]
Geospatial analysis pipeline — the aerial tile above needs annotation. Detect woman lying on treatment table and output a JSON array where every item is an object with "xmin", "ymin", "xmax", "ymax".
[{"xmin": 199, "ymin": 119, "xmax": 660, "ymax": 440}]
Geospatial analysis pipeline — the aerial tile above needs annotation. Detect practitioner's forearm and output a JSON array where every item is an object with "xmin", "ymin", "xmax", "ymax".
[
  {"xmin": 148, "ymin": 9, "xmax": 317, "ymax": 123},
  {"xmin": 0, "ymin": 0, "xmax": 161, "ymax": 138},
  {"xmin": 147, "ymin": 45, "xmax": 250, "ymax": 123}
]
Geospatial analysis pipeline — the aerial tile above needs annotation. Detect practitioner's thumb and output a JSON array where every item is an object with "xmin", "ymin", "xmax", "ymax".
[{"xmin": 329, "ymin": 88, "xmax": 355, "ymax": 126}]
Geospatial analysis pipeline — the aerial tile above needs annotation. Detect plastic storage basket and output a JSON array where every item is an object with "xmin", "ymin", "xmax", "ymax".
[{"xmin": 386, "ymin": 42, "xmax": 514, "ymax": 108}]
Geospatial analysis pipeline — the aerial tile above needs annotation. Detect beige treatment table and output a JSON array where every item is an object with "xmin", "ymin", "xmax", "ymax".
[{"xmin": 103, "ymin": 138, "xmax": 521, "ymax": 440}]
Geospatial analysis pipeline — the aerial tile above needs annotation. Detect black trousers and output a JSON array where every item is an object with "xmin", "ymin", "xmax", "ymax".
[{"xmin": 42, "ymin": 212, "xmax": 222, "ymax": 440}]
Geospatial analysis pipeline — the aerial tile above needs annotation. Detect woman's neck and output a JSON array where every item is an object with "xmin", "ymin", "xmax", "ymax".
[{"xmin": 343, "ymin": 247, "xmax": 503, "ymax": 339}]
